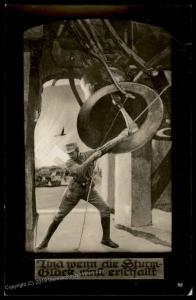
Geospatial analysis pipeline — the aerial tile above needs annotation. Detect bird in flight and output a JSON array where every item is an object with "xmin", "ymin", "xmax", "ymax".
[{"xmin": 54, "ymin": 127, "xmax": 66, "ymax": 137}]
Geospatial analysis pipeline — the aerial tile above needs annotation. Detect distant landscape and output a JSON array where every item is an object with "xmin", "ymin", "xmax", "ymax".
[
  {"xmin": 35, "ymin": 166, "xmax": 67, "ymax": 187},
  {"xmin": 35, "ymin": 165, "xmax": 102, "ymax": 188}
]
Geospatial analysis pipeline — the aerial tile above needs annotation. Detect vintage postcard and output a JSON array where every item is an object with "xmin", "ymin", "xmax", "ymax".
[{"xmin": 4, "ymin": 3, "xmax": 192, "ymax": 296}]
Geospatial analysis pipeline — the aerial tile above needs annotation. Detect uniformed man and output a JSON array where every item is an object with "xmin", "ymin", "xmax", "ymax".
[{"xmin": 36, "ymin": 127, "xmax": 130, "ymax": 250}]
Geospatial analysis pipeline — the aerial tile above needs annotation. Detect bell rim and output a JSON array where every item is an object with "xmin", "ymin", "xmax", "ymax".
[{"xmin": 77, "ymin": 81, "xmax": 164, "ymax": 152}]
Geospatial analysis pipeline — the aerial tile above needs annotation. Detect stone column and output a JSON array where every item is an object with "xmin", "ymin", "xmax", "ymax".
[
  {"xmin": 151, "ymin": 140, "xmax": 172, "ymax": 209},
  {"xmin": 114, "ymin": 142, "xmax": 152, "ymax": 228}
]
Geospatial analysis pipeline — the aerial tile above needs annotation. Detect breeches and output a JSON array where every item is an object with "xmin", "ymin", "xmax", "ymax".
[{"xmin": 53, "ymin": 187, "xmax": 110, "ymax": 222}]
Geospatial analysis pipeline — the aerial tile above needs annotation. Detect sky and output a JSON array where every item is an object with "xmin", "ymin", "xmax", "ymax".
[{"xmin": 34, "ymin": 80, "xmax": 90, "ymax": 168}]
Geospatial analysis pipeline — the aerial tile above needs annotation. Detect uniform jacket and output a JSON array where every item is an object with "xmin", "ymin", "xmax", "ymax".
[
  {"xmin": 65, "ymin": 150, "xmax": 95, "ymax": 193},
  {"xmin": 64, "ymin": 129, "xmax": 128, "ymax": 194}
]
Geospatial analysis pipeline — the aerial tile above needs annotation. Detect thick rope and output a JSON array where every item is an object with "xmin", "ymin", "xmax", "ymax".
[
  {"xmin": 75, "ymin": 98, "xmax": 129, "ymax": 251},
  {"xmin": 76, "ymin": 83, "xmax": 171, "ymax": 251},
  {"xmin": 75, "ymin": 164, "xmax": 97, "ymax": 251},
  {"xmin": 69, "ymin": 19, "xmax": 171, "ymax": 251}
]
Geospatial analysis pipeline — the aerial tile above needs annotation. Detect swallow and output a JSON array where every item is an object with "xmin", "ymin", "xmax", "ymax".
[{"xmin": 54, "ymin": 128, "xmax": 66, "ymax": 137}]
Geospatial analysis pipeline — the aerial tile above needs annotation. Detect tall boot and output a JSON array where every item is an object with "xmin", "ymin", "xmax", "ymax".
[
  {"xmin": 101, "ymin": 216, "xmax": 119, "ymax": 248},
  {"xmin": 36, "ymin": 219, "xmax": 61, "ymax": 250}
]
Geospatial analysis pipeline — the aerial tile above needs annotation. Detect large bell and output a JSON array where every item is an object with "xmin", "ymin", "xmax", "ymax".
[{"xmin": 78, "ymin": 66, "xmax": 164, "ymax": 153}]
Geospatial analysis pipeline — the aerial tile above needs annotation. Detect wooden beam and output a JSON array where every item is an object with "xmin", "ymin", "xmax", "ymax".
[{"xmin": 151, "ymin": 148, "xmax": 171, "ymax": 207}]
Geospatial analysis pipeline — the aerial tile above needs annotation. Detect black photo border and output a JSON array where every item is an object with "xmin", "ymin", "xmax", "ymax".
[{"xmin": 3, "ymin": 1, "xmax": 193, "ymax": 296}]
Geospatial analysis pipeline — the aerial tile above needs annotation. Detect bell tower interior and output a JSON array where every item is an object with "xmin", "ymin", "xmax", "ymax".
[{"xmin": 24, "ymin": 18, "xmax": 172, "ymax": 252}]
